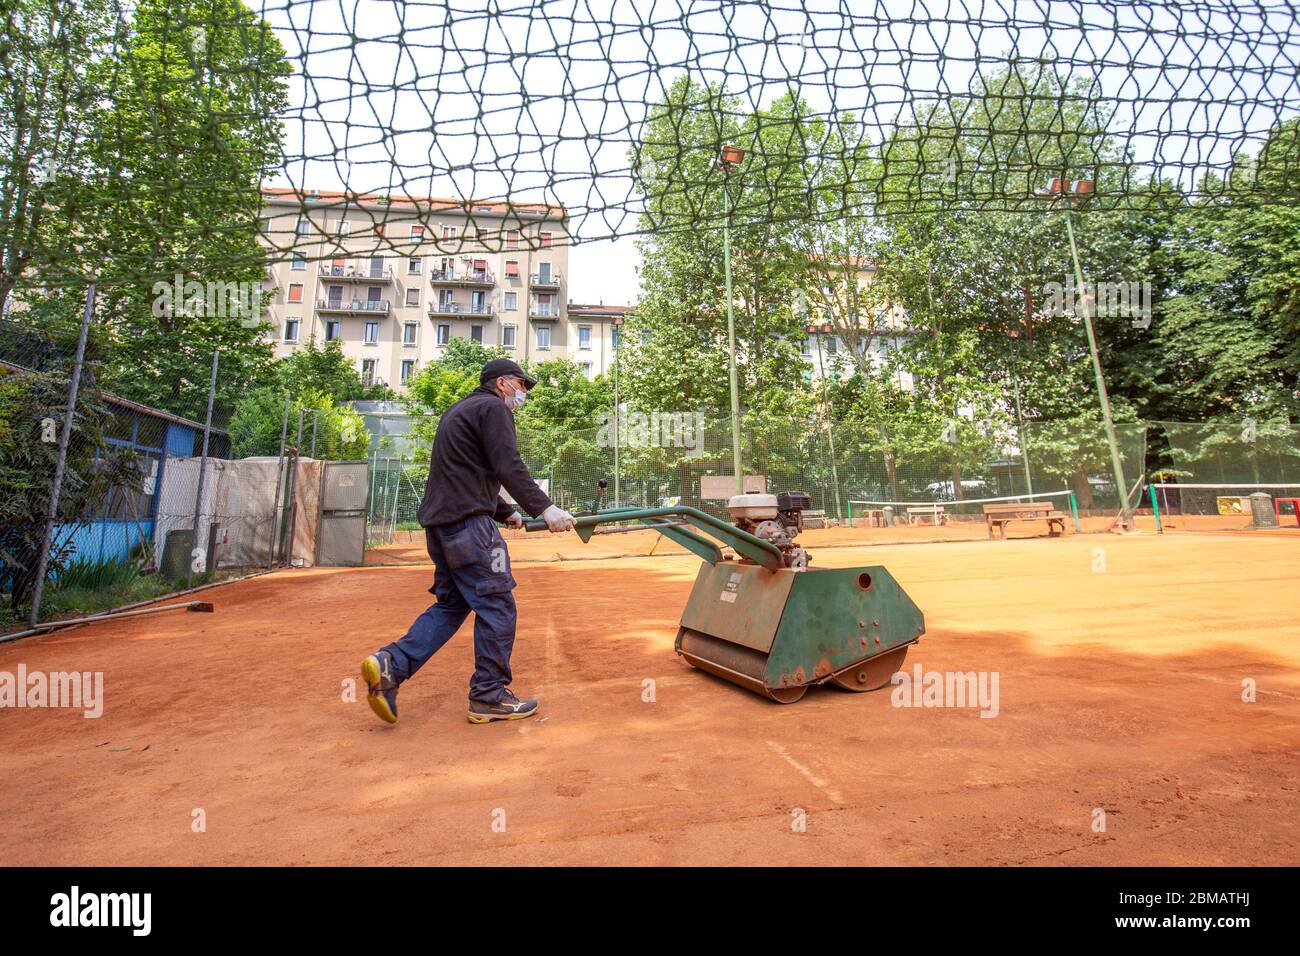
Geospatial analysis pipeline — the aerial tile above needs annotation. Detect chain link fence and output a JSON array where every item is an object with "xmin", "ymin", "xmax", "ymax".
[
  {"xmin": 1, "ymin": 311, "xmax": 360, "ymax": 632},
  {"xmin": 365, "ymin": 411, "xmax": 1163, "ymax": 553}
]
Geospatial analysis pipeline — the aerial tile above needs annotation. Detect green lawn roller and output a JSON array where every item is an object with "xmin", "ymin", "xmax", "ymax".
[{"xmin": 524, "ymin": 491, "xmax": 925, "ymax": 703}]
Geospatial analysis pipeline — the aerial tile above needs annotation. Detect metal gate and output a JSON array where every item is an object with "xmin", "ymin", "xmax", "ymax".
[{"xmin": 316, "ymin": 460, "xmax": 369, "ymax": 566}]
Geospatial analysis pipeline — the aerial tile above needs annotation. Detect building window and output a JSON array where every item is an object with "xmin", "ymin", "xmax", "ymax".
[
  {"xmin": 334, "ymin": 218, "xmax": 349, "ymax": 238},
  {"xmin": 368, "ymin": 256, "xmax": 386, "ymax": 278},
  {"xmin": 612, "ymin": 325, "xmax": 622, "ymax": 349},
  {"xmin": 403, "ymin": 322, "xmax": 417, "ymax": 345},
  {"xmin": 373, "ymin": 223, "xmax": 386, "ymax": 238},
  {"xmin": 400, "ymin": 359, "xmax": 415, "ymax": 384},
  {"xmin": 536, "ymin": 325, "xmax": 551, "ymax": 349},
  {"xmin": 287, "ymin": 283, "xmax": 304, "ymax": 303},
  {"xmin": 442, "ymin": 225, "xmax": 457, "ymax": 239},
  {"xmin": 504, "ymin": 260, "xmax": 520, "ymax": 278},
  {"xmin": 540, "ymin": 230, "xmax": 553, "ymax": 248},
  {"xmin": 533, "ymin": 293, "xmax": 554, "ymax": 316},
  {"xmin": 410, "ymin": 225, "xmax": 424, "ymax": 240},
  {"xmin": 579, "ymin": 361, "xmax": 592, "ymax": 378},
  {"xmin": 290, "ymin": 255, "xmax": 306, "ymax": 271},
  {"xmin": 296, "ymin": 216, "xmax": 310, "ymax": 235},
  {"xmin": 408, "ymin": 257, "xmax": 422, "ymax": 274},
  {"xmin": 364, "ymin": 321, "xmax": 379, "ymax": 344},
  {"xmin": 504, "ymin": 291, "xmax": 518, "ymax": 310},
  {"xmin": 361, "ymin": 359, "xmax": 376, "ymax": 386},
  {"xmin": 506, "ymin": 230, "xmax": 520, "ymax": 249},
  {"xmin": 405, "ymin": 287, "xmax": 420, "ymax": 308},
  {"xmin": 283, "ymin": 318, "xmax": 300, "ymax": 342},
  {"xmin": 640, "ymin": 329, "xmax": 653, "ymax": 344},
  {"xmin": 502, "ymin": 324, "xmax": 517, "ymax": 349},
  {"xmin": 325, "ymin": 320, "xmax": 341, "ymax": 341},
  {"xmin": 436, "ymin": 323, "xmax": 450, "ymax": 345},
  {"xmin": 470, "ymin": 324, "xmax": 483, "ymax": 344},
  {"xmin": 536, "ymin": 262, "xmax": 553, "ymax": 283},
  {"xmin": 577, "ymin": 325, "xmax": 591, "ymax": 349}
]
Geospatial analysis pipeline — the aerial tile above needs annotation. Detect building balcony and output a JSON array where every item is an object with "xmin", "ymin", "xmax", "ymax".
[
  {"xmin": 316, "ymin": 298, "xmax": 391, "ymax": 315},
  {"xmin": 427, "ymin": 302, "xmax": 496, "ymax": 318},
  {"xmin": 317, "ymin": 262, "xmax": 395, "ymax": 283},
  {"xmin": 528, "ymin": 308, "xmax": 560, "ymax": 321},
  {"xmin": 529, "ymin": 272, "xmax": 562, "ymax": 290},
  {"xmin": 428, "ymin": 267, "xmax": 495, "ymax": 288}
]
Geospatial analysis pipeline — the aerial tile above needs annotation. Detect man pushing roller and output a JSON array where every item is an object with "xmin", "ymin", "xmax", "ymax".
[{"xmin": 361, "ymin": 358, "xmax": 576, "ymax": 725}]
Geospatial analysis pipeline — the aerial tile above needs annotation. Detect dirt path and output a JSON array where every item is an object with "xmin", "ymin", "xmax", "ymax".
[{"xmin": 1, "ymin": 533, "xmax": 1296, "ymax": 865}]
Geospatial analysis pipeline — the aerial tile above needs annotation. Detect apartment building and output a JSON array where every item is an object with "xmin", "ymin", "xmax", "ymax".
[
  {"xmin": 564, "ymin": 303, "xmax": 628, "ymax": 379},
  {"xmin": 260, "ymin": 188, "xmax": 592, "ymax": 389},
  {"xmin": 799, "ymin": 258, "xmax": 913, "ymax": 389}
]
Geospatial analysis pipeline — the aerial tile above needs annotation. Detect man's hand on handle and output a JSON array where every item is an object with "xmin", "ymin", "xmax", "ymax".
[
  {"xmin": 503, "ymin": 511, "xmax": 525, "ymax": 530},
  {"xmin": 541, "ymin": 504, "xmax": 576, "ymax": 533}
]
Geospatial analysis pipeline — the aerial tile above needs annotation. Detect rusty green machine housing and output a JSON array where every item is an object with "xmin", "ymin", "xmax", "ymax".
[
  {"xmin": 675, "ymin": 561, "xmax": 923, "ymax": 703},
  {"xmin": 524, "ymin": 499, "xmax": 924, "ymax": 703}
]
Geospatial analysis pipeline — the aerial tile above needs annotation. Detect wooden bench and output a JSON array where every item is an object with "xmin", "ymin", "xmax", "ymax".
[
  {"xmin": 860, "ymin": 508, "xmax": 886, "ymax": 528},
  {"xmin": 803, "ymin": 509, "xmax": 828, "ymax": 529},
  {"xmin": 906, "ymin": 504, "xmax": 946, "ymax": 526},
  {"xmin": 983, "ymin": 502, "xmax": 1067, "ymax": 539}
]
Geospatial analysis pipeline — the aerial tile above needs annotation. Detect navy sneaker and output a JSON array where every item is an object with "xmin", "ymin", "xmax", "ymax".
[
  {"xmin": 467, "ymin": 689, "xmax": 539, "ymax": 724},
  {"xmin": 361, "ymin": 651, "xmax": 399, "ymax": 724}
]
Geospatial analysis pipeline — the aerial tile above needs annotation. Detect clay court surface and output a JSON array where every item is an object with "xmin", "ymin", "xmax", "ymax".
[{"xmin": 2, "ymin": 528, "xmax": 1298, "ymax": 866}]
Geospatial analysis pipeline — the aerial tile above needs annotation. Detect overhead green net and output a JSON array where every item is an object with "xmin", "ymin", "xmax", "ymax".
[{"xmin": 3, "ymin": 0, "xmax": 1299, "ymax": 296}]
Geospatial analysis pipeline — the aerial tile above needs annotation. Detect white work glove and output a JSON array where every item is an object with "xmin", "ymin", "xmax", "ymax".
[
  {"xmin": 542, "ymin": 504, "xmax": 576, "ymax": 533},
  {"xmin": 503, "ymin": 511, "xmax": 525, "ymax": 530}
]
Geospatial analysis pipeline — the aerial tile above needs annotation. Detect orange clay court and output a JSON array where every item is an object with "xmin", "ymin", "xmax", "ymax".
[{"xmin": 1, "ymin": 527, "xmax": 1298, "ymax": 866}]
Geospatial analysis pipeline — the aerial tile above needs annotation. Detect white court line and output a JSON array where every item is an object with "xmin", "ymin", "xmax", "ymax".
[{"xmin": 766, "ymin": 740, "xmax": 845, "ymax": 804}]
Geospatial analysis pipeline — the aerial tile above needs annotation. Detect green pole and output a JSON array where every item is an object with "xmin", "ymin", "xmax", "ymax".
[
  {"xmin": 815, "ymin": 330, "xmax": 842, "ymax": 519},
  {"xmin": 1068, "ymin": 490, "xmax": 1080, "ymax": 533},
  {"xmin": 722, "ymin": 176, "xmax": 743, "ymax": 495},
  {"xmin": 1011, "ymin": 365, "xmax": 1034, "ymax": 496},
  {"xmin": 1149, "ymin": 482, "xmax": 1162, "ymax": 534},
  {"xmin": 1064, "ymin": 207, "xmax": 1132, "ymax": 530},
  {"xmin": 613, "ymin": 334, "xmax": 620, "ymax": 509}
]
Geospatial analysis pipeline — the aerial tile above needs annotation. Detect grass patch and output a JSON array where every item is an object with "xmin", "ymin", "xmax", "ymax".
[{"xmin": 38, "ymin": 573, "xmax": 178, "ymax": 620}]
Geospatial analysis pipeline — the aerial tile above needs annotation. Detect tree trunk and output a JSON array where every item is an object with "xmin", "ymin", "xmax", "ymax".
[{"xmin": 1071, "ymin": 468, "xmax": 1094, "ymax": 509}]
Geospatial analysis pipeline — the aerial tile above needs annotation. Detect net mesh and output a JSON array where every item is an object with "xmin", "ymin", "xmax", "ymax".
[
  {"xmin": 366, "ymin": 411, "xmax": 1149, "ymax": 541},
  {"xmin": 4, "ymin": 0, "xmax": 1300, "ymax": 294}
]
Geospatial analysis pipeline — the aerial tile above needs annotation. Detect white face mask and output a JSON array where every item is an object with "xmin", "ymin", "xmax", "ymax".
[{"xmin": 501, "ymin": 378, "xmax": 527, "ymax": 410}]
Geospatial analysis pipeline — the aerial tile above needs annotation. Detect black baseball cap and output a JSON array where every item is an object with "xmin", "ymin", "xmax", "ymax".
[{"xmin": 480, "ymin": 358, "xmax": 539, "ymax": 390}]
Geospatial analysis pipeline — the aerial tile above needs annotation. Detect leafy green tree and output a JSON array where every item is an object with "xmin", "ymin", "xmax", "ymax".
[
  {"xmin": 624, "ymin": 78, "xmax": 810, "ymax": 417},
  {"xmin": 0, "ymin": 0, "xmax": 118, "ymax": 313},
  {"xmin": 275, "ymin": 337, "xmax": 393, "ymax": 402},
  {"xmin": 0, "ymin": 315, "xmax": 116, "ymax": 613},
  {"xmin": 38, "ymin": 0, "xmax": 292, "ymax": 423},
  {"xmin": 227, "ymin": 386, "xmax": 368, "ymax": 459}
]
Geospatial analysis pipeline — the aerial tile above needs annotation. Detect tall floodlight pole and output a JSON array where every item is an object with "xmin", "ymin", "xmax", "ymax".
[
  {"xmin": 809, "ymin": 322, "xmax": 843, "ymax": 519},
  {"xmin": 611, "ymin": 311, "xmax": 625, "ymax": 507},
  {"xmin": 717, "ymin": 145, "xmax": 746, "ymax": 495},
  {"xmin": 1042, "ymin": 178, "xmax": 1133, "ymax": 531}
]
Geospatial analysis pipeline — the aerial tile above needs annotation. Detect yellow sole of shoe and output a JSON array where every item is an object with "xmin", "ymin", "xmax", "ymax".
[
  {"xmin": 361, "ymin": 658, "xmax": 397, "ymax": 724},
  {"xmin": 466, "ymin": 709, "xmax": 539, "ymax": 724}
]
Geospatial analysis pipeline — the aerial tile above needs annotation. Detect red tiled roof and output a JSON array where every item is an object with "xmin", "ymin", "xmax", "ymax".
[
  {"xmin": 567, "ymin": 303, "xmax": 630, "ymax": 317},
  {"xmin": 260, "ymin": 187, "xmax": 565, "ymax": 219}
]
